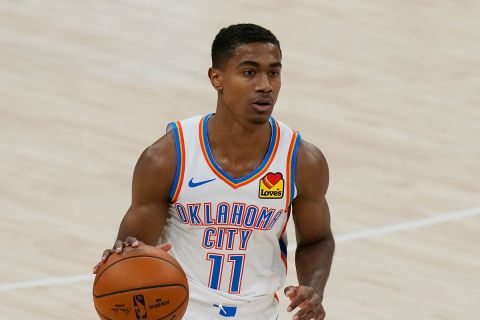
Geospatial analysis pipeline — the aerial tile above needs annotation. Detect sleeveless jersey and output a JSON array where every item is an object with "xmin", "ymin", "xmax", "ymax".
[{"xmin": 162, "ymin": 113, "xmax": 301, "ymax": 309}]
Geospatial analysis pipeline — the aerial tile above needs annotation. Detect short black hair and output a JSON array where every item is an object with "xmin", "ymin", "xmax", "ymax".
[{"xmin": 211, "ymin": 23, "xmax": 281, "ymax": 68}]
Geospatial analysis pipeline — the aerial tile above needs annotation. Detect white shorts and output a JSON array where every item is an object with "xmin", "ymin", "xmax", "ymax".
[
  {"xmin": 183, "ymin": 289, "xmax": 279, "ymax": 319},
  {"xmin": 183, "ymin": 300, "xmax": 279, "ymax": 320},
  {"xmin": 183, "ymin": 276, "xmax": 280, "ymax": 319}
]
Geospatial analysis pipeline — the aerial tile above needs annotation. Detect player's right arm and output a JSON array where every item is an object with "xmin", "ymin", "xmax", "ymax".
[{"xmin": 93, "ymin": 132, "xmax": 177, "ymax": 273}]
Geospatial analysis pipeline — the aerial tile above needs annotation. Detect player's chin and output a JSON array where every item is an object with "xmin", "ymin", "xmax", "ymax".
[
  {"xmin": 248, "ymin": 105, "xmax": 274, "ymax": 124},
  {"xmin": 248, "ymin": 113, "xmax": 272, "ymax": 125}
]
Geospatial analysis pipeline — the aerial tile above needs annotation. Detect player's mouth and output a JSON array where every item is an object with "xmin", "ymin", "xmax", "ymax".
[{"xmin": 251, "ymin": 98, "xmax": 273, "ymax": 112}]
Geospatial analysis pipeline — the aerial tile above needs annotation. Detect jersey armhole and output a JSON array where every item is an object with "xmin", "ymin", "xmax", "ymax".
[
  {"xmin": 167, "ymin": 121, "xmax": 185, "ymax": 203},
  {"xmin": 285, "ymin": 130, "xmax": 301, "ymax": 209}
]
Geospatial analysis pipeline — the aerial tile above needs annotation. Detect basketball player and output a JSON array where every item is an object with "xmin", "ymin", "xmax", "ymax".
[{"xmin": 94, "ymin": 24, "xmax": 335, "ymax": 320}]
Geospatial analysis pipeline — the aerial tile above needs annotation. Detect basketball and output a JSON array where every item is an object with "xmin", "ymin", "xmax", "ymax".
[{"xmin": 93, "ymin": 245, "xmax": 189, "ymax": 320}]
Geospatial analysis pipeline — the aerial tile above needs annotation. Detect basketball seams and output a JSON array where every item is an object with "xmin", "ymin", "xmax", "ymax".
[
  {"xmin": 94, "ymin": 287, "xmax": 189, "ymax": 320},
  {"xmin": 93, "ymin": 251, "xmax": 190, "ymax": 319},
  {"xmin": 93, "ymin": 283, "xmax": 188, "ymax": 299},
  {"xmin": 94, "ymin": 254, "xmax": 186, "ymax": 289}
]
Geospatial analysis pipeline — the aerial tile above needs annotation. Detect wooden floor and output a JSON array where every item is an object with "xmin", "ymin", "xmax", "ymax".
[{"xmin": 1, "ymin": 0, "xmax": 479, "ymax": 319}]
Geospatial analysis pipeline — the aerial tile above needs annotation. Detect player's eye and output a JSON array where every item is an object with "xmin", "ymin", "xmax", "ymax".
[
  {"xmin": 270, "ymin": 70, "xmax": 280, "ymax": 77},
  {"xmin": 244, "ymin": 70, "xmax": 255, "ymax": 77}
]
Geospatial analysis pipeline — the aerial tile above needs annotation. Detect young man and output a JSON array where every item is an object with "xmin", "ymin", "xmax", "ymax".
[{"xmin": 94, "ymin": 24, "xmax": 334, "ymax": 320}]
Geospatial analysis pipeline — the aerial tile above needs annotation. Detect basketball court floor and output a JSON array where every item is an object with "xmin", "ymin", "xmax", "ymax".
[{"xmin": 1, "ymin": 0, "xmax": 479, "ymax": 319}]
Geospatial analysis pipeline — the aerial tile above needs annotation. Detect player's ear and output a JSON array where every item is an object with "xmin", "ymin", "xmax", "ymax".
[{"xmin": 208, "ymin": 67, "xmax": 223, "ymax": 93}]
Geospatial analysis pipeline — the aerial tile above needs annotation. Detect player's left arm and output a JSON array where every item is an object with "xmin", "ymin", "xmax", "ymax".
[{"xmin": 284, "ymin": 139, "xmax": 335, "ymax": 320}]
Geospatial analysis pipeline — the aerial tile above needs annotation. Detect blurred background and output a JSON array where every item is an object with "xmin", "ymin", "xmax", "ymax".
[{"xmin": 1, "ymin": 0, "xmax": 479, "ymax": 319}]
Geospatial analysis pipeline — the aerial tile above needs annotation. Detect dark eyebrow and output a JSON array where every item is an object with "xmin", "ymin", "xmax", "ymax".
[
  {"xmin": 236, "ymin": 60, "xmax": 282, "ymax": 68},
  {"xmin": 269, "ymin": 62, "xmax": 282, "ymax": 68}
]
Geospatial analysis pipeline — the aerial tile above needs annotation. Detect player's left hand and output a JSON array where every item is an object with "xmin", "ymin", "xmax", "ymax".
[{"xmin": 284, "ymin": 285, "xmax": 325, "ymax": 320}]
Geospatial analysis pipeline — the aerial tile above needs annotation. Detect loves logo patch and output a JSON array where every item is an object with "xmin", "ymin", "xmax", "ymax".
[{"xmin": 259, "ymin": 172, "xmax": 284, "ymax": 199}]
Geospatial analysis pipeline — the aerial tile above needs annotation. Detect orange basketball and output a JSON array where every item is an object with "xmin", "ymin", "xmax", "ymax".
[{"xmin": 93, "ymin": 245, "xmax": 189, "ymax": 320}]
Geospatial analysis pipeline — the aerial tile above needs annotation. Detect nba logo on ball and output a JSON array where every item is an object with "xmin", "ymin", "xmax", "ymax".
[
  {"xmin": 259, "ymin": 172, "xmax": 284, "ymax": 199},
  {"xmin": 133, "ymin": 295, "xmax": 147, "ymax": 319}
]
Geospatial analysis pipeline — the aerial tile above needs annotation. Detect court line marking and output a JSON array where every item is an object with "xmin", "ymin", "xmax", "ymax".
[
  {"xmin": 0, "ymin": 274, "xmax": 93, "ymax": 292},
  {"xmin": 1, "ymin": 205, "xmax": 479, "ymax": 292},
  {"xmin": 332, "ymin": 205, "xmax": 480, "ymax": 242}
]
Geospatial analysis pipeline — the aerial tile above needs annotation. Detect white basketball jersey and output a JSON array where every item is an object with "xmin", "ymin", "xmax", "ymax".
[{"xmin": 162, "ymin": 114, "xmax": 301, "ymax": 314}]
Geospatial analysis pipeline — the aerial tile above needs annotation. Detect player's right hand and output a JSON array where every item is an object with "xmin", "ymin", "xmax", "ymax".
[{"xmin": 92, "ymin": 237, "xmax": 172, "ymax": 274}]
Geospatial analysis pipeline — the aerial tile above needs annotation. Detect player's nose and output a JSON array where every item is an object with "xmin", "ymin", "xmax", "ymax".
[{"xmin": 255, "ymin": 73, "xmax": 273, "ymax": 92}]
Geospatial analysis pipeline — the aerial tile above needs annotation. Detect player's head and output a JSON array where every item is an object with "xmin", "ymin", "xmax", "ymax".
[
  {"xmin": 209, "ymin": 24, "xmax": 282, "ymax": 125},
  {"xmin": 211, "ymin": 23, "xmax": 281, "ymax": 69}
]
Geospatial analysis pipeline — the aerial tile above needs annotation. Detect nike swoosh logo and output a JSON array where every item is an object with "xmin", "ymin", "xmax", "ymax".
[{"xmin": 188, "ymin": 178, "xmax": 216, "ymax": 188}]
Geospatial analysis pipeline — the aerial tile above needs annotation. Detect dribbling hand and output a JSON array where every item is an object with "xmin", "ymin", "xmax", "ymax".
[
  {"xmin": 284, "ymin": 285, "xmax": 325, "ymax": 320},
  {"xmin": 92, "ymin": 237, "xmax": 172, "ymax": 274}
]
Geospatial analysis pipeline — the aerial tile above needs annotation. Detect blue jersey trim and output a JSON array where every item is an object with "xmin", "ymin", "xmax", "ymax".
[
  {"xmin": 168, "ymin": 122, "xmax": 182, "ymax": 201},
  {"xmin": 289, "ymin": 131, "xmax": 301, "ymax": 207},
  {"xmin": 201, "ymin": 113, "xmax": 278, "ymax": 184},
  {"xmin": 278, "ymin": 237, "xmax": 288, "ymax": 257}
]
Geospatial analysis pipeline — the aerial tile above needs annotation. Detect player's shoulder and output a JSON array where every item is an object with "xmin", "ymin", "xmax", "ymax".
[
  {"xmin": 140, "ymin": 114, "xmax": 205, "ymax": 167},
  {"xmin": 135, "ymin": 131, "xmax": 177, "ymax": 176},
  {"xmin": 295, "ymin": 138, "xmax": 329, "ymax": 195},
  {"xmin": 297, "ymin": 139, "xmax": 328, "ymax": 172}
]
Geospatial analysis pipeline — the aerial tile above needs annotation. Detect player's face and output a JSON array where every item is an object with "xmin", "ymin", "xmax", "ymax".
[{"xmin": 211, "ymin": 42, "xmax": 282, "ymax": 124}]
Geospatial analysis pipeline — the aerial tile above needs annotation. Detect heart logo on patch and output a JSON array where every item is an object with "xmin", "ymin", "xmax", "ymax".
[
  {"xmin": 259, "ymin": 172, "xmax": 284, "ymax": 199},
  {"xmin": 263, "ymin": 172, "xmax": 283, "ymax": 188}
]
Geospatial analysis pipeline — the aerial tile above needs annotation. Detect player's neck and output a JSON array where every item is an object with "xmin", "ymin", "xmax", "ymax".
[
  {"xmin": 208, "ymin": 112, "xmax": 270, "ymax": 145},
  {"xmin": 207, "ymin": 112, "xmax": 271, "ymax": 169}
]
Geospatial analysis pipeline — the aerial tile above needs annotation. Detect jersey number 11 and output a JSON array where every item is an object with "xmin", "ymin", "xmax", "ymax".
[{"xmin": 206, "ymin": 253, "xmax": 245, "ymax": 294}]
